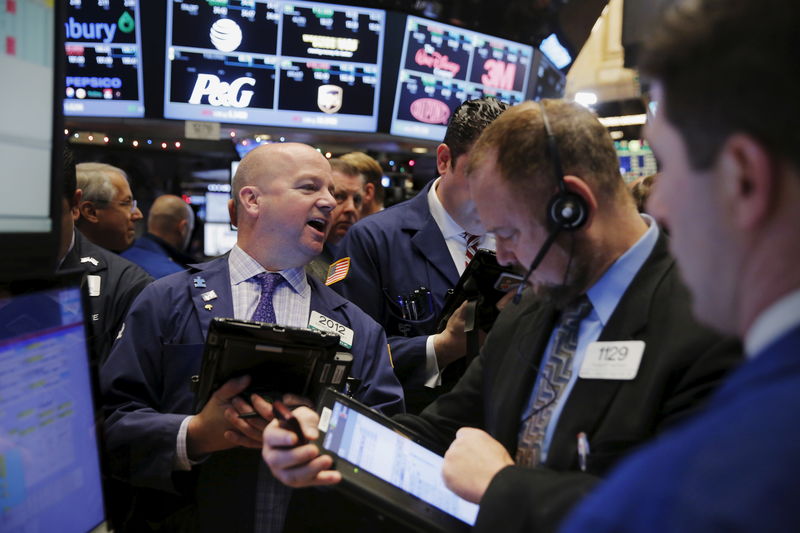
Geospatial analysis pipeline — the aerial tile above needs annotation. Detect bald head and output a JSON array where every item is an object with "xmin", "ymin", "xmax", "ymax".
[
  {"xmin": 148, "ymin": 194, "xmax": 195, "ymax": 251},
  {"xmin": 232, "ymin": 143, "xmax": 336, "ymax": 270}
]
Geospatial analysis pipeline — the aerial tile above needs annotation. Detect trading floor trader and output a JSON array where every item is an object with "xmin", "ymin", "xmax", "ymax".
[
  {"xmin": 261, "ymin": 100, "xmax": 742, "ymax": 532},
  {"xmin": 562, "ymin": 0, "xmax": 800, "ymax": 531},
  {"xmin": 101, "ymin": 143, "xmax": 403, "ymax": 533},
  {"xmin": 331, "ymin": 97, "xmax": 508, "ymax": 413}
]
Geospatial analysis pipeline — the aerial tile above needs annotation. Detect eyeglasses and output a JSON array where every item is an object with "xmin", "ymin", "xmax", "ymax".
[{"xmin": 95, "ymin": 198, "xmax": 138, "ymax": 213}]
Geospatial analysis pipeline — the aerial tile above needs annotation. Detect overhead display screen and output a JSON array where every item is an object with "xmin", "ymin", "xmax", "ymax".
[
  {"xmin": 390, "ymin": 15, "xmax": 534, "ymax": 141},
  {"xmin": 164, "ymin": 0, "xmax": 385, "ymax": 132},
  {"xmin": 63, "ymin": 0, "xmax": 145, "ymax": 118}
]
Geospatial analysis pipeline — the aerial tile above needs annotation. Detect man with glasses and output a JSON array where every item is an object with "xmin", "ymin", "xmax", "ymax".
[
  {"xmin": 76, "ymin": 162, "xmax": 143, "ymax": 253},
  {"xmin": 306, "ymin": 158, "xmax": 364, "ymax": 282}
]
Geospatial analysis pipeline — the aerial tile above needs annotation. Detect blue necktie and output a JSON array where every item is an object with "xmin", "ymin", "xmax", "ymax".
[
  {"xmin": 251, "ymin": 272, "xmax": 282, "ymax": 324},
  {"xmin": 516, "ymin": 295, "xmax": 593, "ymax": 466}
]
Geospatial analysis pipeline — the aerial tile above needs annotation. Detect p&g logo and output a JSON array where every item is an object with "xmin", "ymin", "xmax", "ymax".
[{"xmin": 188, "ymin": 74, "xmax": 256, "ymax": 108}]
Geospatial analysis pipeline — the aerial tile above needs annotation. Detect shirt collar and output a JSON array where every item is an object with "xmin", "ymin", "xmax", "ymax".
[
  {"xmin": 745, "ymin": 288, "xmax": 800, "ymax": 359},
  {"xmin": 427, "ymin": 177, "xmax": 467, "ymax": 239},
  {"xmin": 228, "ymin": 244, "xmax": 308, "ymax": 295},
  {"xmin": 586, "ymin": 214, "xmax": 660, "ymax": 326}
]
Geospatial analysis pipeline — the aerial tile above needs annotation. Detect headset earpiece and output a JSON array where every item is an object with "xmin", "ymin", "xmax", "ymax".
[{"xmin": 548, "ymin": 191, "xmax": 588, "ymax": 231}]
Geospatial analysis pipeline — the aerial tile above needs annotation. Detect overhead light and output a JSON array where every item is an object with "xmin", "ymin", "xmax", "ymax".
[
  {"xmin": 411, "ymin": 147, "xmax": 428, "ymax": 154},
  {"xmin": 574, "ymin": 92, "xmax": 598, "ymax": 107},
  {"xmin": 598, "ymin": 114, "xmax": 647, "ymax": 127},
  {"xmin": 609, "ymin": 130, "xmax": 624, "ymax": 140}
]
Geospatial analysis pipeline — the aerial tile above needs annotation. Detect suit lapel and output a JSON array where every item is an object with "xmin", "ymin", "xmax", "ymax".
[
  {"xmin": 492, "ymin": 294, "xmax": 559, "ymax": 450},
  {"xmin": 187, "ymin": 257, "xmax": 235, "ymax": 335},
  {"xmin": 404, "ymin": 181, "xmax": 460, "ymax": 286},
  {"xmin": 546, "ymin": 235, "xmax": 674, "ymax": 465}
]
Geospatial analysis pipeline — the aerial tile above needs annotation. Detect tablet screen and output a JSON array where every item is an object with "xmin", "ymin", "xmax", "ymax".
[{"xmin": 321, "ymin": 399, "xmax": 479, "ymax": 526}]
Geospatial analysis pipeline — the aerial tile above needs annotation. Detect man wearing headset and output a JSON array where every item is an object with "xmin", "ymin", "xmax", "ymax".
[{"xmin": 261, "ymin": 99, "xmax": 742, "ymax": 531}]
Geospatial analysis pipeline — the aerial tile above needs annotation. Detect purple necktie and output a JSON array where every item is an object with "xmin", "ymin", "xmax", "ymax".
[{"xmin": 251, "ymin": 272, "xmax": 282, "ymax": 324}]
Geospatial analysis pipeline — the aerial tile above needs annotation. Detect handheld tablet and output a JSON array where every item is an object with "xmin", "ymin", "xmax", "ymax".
[
  {"xmin": 315, "ymin": 389, "xmax": 479, "ymax": 532},
  {"xmin": 194, "ymin": 318, "xmax": 352, "ymax": 412}
]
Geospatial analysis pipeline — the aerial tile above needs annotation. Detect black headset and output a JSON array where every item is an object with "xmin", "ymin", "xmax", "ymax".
[{"xmin": 512, "ymin": 102, "xmax": 589, "ymax": 304}]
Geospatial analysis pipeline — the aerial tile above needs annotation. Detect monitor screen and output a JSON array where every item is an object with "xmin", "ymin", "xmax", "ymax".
[
  {"xmin": 164, "ymin": 0, "xmax": 385, "ymax": 132},
  {"xmin": 63, "ymin": 0, "xmax": 145, "ymax": 118},
  {"xmin": 204, "ymin": 222, "xmax": 238, "ymax": 257},
  {"xmin": 529, "ymin": 49, "xmax": 566, "ymax": 101},
  {"xmin": 389, "ymin": 15, "xmax": 534, "ymax": 141},
  {"xmin": 0, "ymin": 276, "xmax": 105, "ymax": 532}
]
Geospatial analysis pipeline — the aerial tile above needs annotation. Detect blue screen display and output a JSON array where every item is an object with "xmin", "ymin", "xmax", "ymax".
[{"xmin": 0, "ymin": 282, "xmax": 105, "ymax": 533}]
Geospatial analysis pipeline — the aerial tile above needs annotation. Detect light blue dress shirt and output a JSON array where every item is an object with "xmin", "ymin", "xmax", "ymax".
[{"xmin": 521, "ymin": 215, "xmax": 660, "ymax": 462}]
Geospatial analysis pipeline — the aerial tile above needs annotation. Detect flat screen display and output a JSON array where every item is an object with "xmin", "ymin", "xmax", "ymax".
[
  {"xmin": 529, "ymin": 49, "xmax": 566, "ymax": 101},
  {"xmin": 390, "ymin": 15, "xmax": 534, "ymax": 141},
  {"xmin": 0, "ymin": 277, "xmax": 105, "ymax": 532},
  {"xmin": 322, "ymin": 399, "xmax": 479, "ymax": 526},
  {"xmin": 164, "ymin": 0, "xmax": 385, "ymax": 132},
  {"xmin": 63, "ymin": 0, "xmax": 145, "ymax": 118}
]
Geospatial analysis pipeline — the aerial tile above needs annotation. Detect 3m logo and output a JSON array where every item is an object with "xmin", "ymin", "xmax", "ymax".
[{"xmin": 188, "ymin": 74, "xmax": 255, "ymax": 108}]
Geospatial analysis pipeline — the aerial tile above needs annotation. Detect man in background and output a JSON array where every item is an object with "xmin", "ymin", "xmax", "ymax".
[
  {"xmin": 122, "ymin": 194, "xmax": 196, "ymax": 278},
  {"xmin": 331, "ymin": 97, "xmax": 508, "ymax": 414},
  {"xmin": 101, "ymin": 142, "xmax": 402, "ymax": 532},
  {"xmin": 340, "ymin": 151, "xmax": 384, "ymax": 218},
  {"xmin": 75, "ymin": 162, "xmax": 143, "ymax": 253},
  {"xmin": 306, "ymin": 159, "xmax": 364, "ymax": 282},
  {"xmin": 561, "ymin": 1, "xmax": 800, "ymax": 531},
  {"xmin": 59, "ymin": 153, "xmax": 152, "ymax": 365}
]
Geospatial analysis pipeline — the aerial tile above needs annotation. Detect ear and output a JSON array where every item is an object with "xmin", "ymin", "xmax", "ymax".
[
  {"xmin": 362, "ymin": 182, "xmax": 375, "ymax": 203},
  {"xmin": 561, "ymin": 176, "xmax": 597, "ymax": 230},
  {"xmin": 77, "ymin": 196, "xmax": 100, "ymax": 223},
  {"xmin": 718, "ymin": 134, "xmax": 776, "ymax": 230},
  {"xmin": 237, "ymin": 185, "xmax": 261, "ymax": 217},
  {"xmin": 436, "ymin": 143, "xmax": 452, "ymax": 177}
]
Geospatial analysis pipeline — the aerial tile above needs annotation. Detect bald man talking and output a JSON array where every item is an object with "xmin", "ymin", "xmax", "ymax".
[
  {"xmin": 101, "ymin": 142, "xmax": 403, "ymax": 532},
  {"xmin": 121, "ymin": 194, "xmax": 196, "ymax": 278}
]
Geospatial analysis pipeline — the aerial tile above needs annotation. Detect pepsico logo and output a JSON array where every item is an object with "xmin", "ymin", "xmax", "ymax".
[{"xmin": 409, "ymin": 98, "xmax": 451, "ymax": 125}]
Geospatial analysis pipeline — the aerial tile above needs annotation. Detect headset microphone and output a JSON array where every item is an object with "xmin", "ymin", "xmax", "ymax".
[
  {"xmin": 512, "ymin": 102, "xmax": 589, "ymax": 305},
  {"xmin": 512, "ymin": 226, "xmax": 561, "ymax": 305}
]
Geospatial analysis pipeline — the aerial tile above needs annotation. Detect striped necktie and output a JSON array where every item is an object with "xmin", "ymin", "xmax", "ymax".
[
  {"xmin": 251, "ymin": 272, "xmax": 282, "ymax": 323},
  {"xmin": 464, "ymin": 232, "xmax": 481, "ymax": 267},
  {"xmin": 516, "ymin": 295, "xmax": 593, "ymax": 466}
]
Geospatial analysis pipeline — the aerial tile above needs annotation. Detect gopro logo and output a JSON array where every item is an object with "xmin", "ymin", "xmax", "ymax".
[{"xmin": 188, "ymin": 74, "xmax": 256, "ymax": 108}]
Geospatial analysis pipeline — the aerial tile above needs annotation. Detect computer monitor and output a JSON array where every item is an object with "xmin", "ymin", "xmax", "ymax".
[
  {"xmin": 63, "ymin": 0, "xmax": 145, "ymax": 118},
  {"xmin": 0, "ymin": 274, "xmax": 106, "ymax": 532},
  {"xmin": 164, "ymin": 0, "xmax": 386, "ymax": 132},
  {"xmin": 389, "ymin": 15, "xmax": 535, "ymax": 141}
]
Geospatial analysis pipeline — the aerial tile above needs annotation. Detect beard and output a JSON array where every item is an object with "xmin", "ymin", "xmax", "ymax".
[{"xmin": 530, "ymin": 235, "xmax": 596, "ymax": 310}]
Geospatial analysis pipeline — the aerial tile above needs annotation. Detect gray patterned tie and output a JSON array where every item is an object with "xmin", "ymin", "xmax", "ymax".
[
  {"xmin": 516, "ymin": 295, "xmax": 593, "ymax": 466},
  {"xmin": 251, "ymin": 272, "xmax": 282, "ymax": 323}
]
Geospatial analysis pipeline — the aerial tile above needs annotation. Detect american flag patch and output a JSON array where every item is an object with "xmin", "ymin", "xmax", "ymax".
[{"xmin": 325, "ymin": 257, "xmax": 351, "ymax": 286}]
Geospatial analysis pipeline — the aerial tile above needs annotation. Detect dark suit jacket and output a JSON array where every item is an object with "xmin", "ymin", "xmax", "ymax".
[
  {"xmin": 333, "ymin": 180, "xmax": 461, "ymax": 411},
  {"xmin": 561, "ymin": 323, "xmax": 800, "ymax": 533},
  {"xmin": 101, "ymin": 256, "xmax": 403, "ymax": 532},
  {"xmin": 396, "ymin": 234, "xmax": 743, "ymax": 532}
]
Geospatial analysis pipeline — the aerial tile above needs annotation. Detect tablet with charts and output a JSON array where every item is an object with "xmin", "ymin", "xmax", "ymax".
[{"xmin": 315, "ymin": 388, "xmax": 479, "ymax": 532}]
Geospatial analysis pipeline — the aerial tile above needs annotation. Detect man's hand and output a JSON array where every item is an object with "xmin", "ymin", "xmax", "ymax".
[
  {"xmin": 433, "ymin": 300, "xmax": 470, "ymax": 368},
  {"xmin": 221, "ymin": 393, "xmax": 276, "ymax": 448},
  {"xmin": 186, "ymin": 376, "xmax": 252, "ymax": 460},
  {"xmin": 262, "ymin": 406, "xmax": 342, "ymax": 488},
  {"xmin": 442, "ymin": 427, "xmax": 514, "ymax": 503}
]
